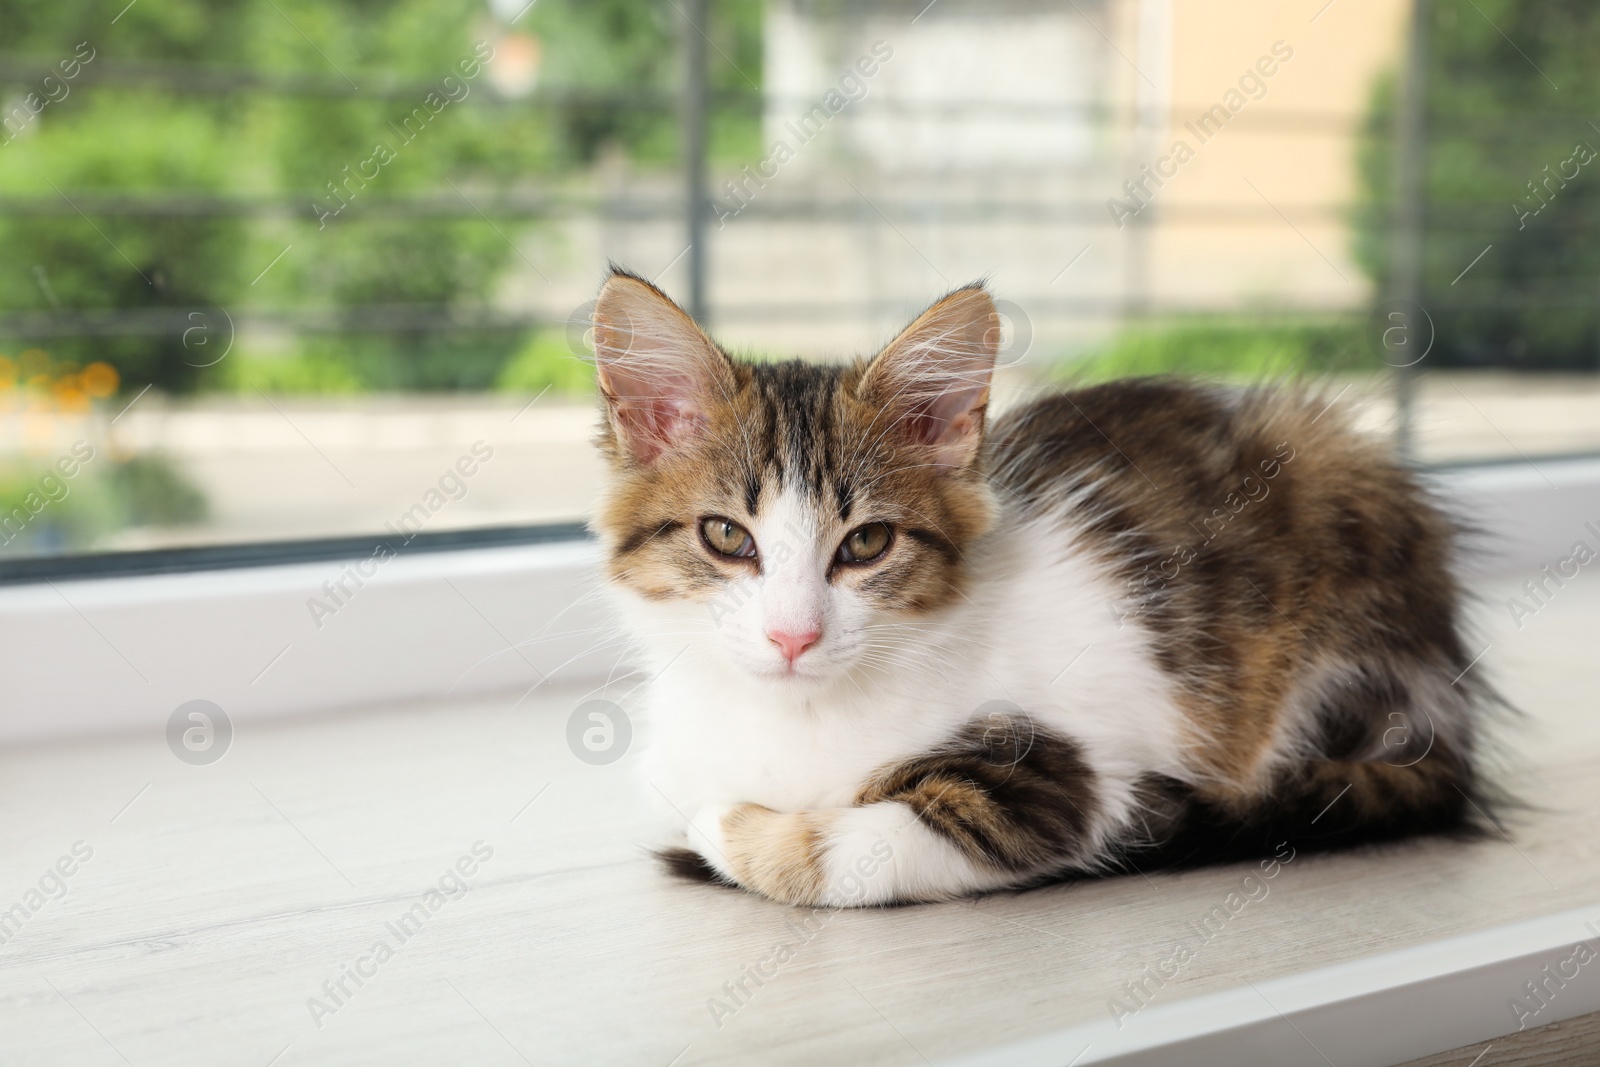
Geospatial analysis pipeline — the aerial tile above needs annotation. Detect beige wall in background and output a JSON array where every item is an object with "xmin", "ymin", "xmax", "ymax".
[{"xmin": 1143, "ymin": 0, "xmax": 1410, "ymax": 311}]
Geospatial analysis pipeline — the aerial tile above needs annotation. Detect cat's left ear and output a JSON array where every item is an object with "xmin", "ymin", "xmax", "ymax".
[{"xmin": 858, "ymin": 284, "xmax": 1000, "ymax": 469}]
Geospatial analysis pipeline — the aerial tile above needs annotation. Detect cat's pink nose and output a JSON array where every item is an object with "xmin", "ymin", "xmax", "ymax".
[{"xmin": 767, "ymin": 629, "xmax": 820, "ymax": 664}]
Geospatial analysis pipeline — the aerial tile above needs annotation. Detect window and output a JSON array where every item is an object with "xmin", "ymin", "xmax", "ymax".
[{"xmin": 4, "ymin": 0, "xmax": 1597, "ymax": 572}]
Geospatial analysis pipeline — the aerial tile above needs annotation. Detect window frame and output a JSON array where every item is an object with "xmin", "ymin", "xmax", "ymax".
[
  {"xmin": 2, "ymin": 455, "xmax": 1598, "ymax": 744},
  {"xmin": 0, "ymin": 520, "xmax": 589, "ymax": 586}
]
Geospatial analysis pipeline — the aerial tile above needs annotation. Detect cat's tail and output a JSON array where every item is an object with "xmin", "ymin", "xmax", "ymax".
[{"xmin": 1108, "ymin": 741, "xmax": 1503, "ymax": 874}]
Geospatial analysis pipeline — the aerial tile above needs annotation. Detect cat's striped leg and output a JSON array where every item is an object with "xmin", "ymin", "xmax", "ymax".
[
  {"xmin": 678, "ymin": 719, "xmax": 1103, "ymax": 907},
  {"xmin": 683, "ymin": 800, "xmax": 986, "ymax": 906}
]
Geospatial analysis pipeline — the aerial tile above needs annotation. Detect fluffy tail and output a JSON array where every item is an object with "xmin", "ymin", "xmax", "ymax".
[{"xmin": 1109, "ymin": 744, "xmax": 1500, "ymax": 874}]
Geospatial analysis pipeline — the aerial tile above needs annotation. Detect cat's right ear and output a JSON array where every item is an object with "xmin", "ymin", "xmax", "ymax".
[{"xmin": 592, "ymin": 270, "xmax": 732, "ymax": 465}]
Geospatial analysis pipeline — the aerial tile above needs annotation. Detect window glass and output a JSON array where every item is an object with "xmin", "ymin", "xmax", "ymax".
[{"xmin": 2, "ymin": 0, "xmax": 1593, "ymax": 563}]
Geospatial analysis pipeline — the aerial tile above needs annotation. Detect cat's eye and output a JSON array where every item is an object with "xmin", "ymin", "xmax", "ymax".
[
  {"xmin": 837, "ymin": 522, "xmax": 892, "ymax": 564},
  {"xmin": 700, "ymin": 517, "xmax": 757, "ymax": 559}
]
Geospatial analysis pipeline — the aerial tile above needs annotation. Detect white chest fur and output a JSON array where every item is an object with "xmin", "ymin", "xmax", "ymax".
[{"xmin": 621, "ymin": 512, "xmax": 1192, "ymax": 823}]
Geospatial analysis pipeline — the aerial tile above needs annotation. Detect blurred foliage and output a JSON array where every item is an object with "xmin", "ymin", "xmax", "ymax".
[
  {"xmin": 1355, "ymin": 0, "xmax": 1600, "ymax": 370},
  {"xmin": 0, "ymin": 0, "xmax": 762, "ymax": 395},
  {"xmin": 495, "ymin": 328, "xmax": 597, "ymax": 394},
  {"xmin": 1062, "ymin": 317, "xmax": 1371, "ymax": 383},
  {"xmin": 298, "ymin": 329, "xmax": 530, "ymax": 391},
  {"xmin": 218, "ymin": 348, "xmax": 365, "ymax": 394},
  {"xmin": 108, "ymin": 453, "xmax": 208, "ymax": 527},
  {"xmin": 0, "ymin": 452, "xmax": 206, "ymax": 555}
]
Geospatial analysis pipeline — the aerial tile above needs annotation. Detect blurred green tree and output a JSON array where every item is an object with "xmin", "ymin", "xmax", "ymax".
[
  {"xmin": 1356, "ymin": 0, "xmax": 1600, "ymax": 370},
  {"xmin": 0, "ymin": 0, "xmax": 762, "ymax": 393}
]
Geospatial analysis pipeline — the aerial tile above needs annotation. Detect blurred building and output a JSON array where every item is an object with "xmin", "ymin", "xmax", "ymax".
[{"xmin": 508, "ymin": 0, "xmax": 1411, "ymax": 363}]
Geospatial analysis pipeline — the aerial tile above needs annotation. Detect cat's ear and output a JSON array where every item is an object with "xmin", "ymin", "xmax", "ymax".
[
  {"xmin": 858, "ymin": 284, "xmax": 999, "ymax": 469},
  {"xmin": 592, "ymin": 270, "xmax": 733, "ymax": 465}
]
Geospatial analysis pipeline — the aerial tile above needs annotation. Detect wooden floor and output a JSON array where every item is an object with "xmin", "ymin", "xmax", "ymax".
[
  {"xmin": 1399, "ymin": 1010, "xmax": 1600, "ymax": 1067},
  {"xmin": 3, "ymin": 570, "xmax": 1599, "ymax": 1066}
]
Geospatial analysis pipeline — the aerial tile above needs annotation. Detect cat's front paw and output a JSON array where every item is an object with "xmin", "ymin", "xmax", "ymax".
[{"xmin": 683, "ymin": 802, "xmax": 841, "ymax": 907}]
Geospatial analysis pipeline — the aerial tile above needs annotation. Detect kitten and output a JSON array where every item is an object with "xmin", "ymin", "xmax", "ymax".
[{"xmin": 589, "ymin": 267, "xmax": 1496, "ymax": 908}]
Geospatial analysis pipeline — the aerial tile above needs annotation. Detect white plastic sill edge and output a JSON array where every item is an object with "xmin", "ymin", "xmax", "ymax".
[
  {"xmin": 943, "ymin": 903, "xmax": 1600, "ymax": 1067},
  {"xmin": 0, "ymin": 538, "xmax": 607, "ymax": 744}
]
